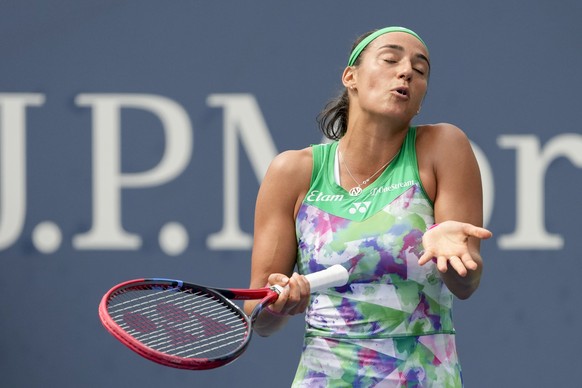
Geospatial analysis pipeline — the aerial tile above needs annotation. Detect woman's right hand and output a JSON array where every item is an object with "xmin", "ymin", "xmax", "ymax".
[{"xmin": 266, "ymin": 272, "xmax": 311, "ymax": 316}]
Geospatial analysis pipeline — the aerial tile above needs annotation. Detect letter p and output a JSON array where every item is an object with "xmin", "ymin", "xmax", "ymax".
[{"xmin": 73, "ymin": 94, "xmax": 192, "ymax": 249}]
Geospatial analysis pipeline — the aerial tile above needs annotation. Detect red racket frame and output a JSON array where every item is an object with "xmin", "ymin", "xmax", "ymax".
[{"xmin": 99, "ymin": 278, "xmax": 280, "ymax": 370}]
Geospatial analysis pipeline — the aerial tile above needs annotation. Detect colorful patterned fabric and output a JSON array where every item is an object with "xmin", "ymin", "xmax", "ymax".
[
  {"xmin": 292, "ymin": 128, "xmax": 463, "ymax": 387},
  {"xmin": 292, "ymin": 335, "xmax": 461, "ymax": 387}
]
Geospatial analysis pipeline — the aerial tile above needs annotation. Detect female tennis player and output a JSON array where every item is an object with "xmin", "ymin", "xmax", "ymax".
[{"xmin": 244, "ymin": 26, "xmax": 492, "ymax": 387}]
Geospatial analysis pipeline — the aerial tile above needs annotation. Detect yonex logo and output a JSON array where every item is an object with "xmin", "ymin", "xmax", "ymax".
[{"xmin": 349, "ymin": 202, "xmax": 371, "ymax": 215}]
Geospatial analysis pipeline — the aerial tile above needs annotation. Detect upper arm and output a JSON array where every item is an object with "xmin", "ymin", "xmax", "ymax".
[
  {"xmin": 418, "ymin": 123, "xmax": 483, "ymax": 227},
  {"xmin": 248, "ymin": 148, "xmax": 313, "ymax": 289},
  {"xmin": 418, "ymin": 124, "xmax": 485, "ymax": 297}
]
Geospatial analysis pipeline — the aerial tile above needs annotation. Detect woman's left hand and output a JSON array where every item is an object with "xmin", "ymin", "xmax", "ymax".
[{"xmin": 418, "ymin": 220, "xmax": 492, "ymax": 277}]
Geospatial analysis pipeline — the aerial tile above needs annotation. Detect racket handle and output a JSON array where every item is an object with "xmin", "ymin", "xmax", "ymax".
[{"xmin": 305, "ymin": 264, "xmax": 349, "ymax": 293}]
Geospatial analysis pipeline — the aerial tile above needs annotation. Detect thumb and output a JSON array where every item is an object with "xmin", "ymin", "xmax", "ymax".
[
  {"xmin": 268, "ymin": 273, "xmax": 290, "ymax": 287},
  {"xmin": 466, "ymin": 225, "xmax": 493, "ymax": 239}
]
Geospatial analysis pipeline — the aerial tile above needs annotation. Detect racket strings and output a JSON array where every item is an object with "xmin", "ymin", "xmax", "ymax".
[
  {"xmin": 107, "ymin": 285, "xmax": 249, "ymax": 359},
  {"xmin": 125, "ymin": 300, "xmax": 245, "ymax": 356}
]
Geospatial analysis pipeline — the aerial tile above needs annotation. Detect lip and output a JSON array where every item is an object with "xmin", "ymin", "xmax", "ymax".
[{"xmin": 390, "ymin": 86, "xmax": 410, "ymax": 100}]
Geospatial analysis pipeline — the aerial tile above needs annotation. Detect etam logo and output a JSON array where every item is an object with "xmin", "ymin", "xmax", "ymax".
[{"xmin": 0, "ymin": 92, "xmax": 581, "ymax": 254}]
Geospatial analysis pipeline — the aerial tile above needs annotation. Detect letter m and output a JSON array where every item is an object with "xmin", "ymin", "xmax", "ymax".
[{"xmin": 206, "ymin": 94, "xmax": 278, "ymax": 250}]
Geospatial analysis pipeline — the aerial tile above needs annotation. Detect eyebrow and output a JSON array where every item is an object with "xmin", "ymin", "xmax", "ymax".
[{"xmin": 378, "ymin": 44, "xmax": 431, "ymax": 69}]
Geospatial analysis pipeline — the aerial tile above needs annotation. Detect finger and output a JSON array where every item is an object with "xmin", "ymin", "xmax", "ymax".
[
  {"xmin": 287, "ymin": 276, "xmax": 298, "ymax": 301},
  {"xmin": 286, "ymin": 274, "xmax": 302, "ymax": 305},
  {"xmin": 270, "ymin": 285, "xmax": 289, "ymax": 312},
  {"xmin": 286, "ymin": 274, "xmax": 308, "ymax": 315},
  {"xmin": 448, "ymin": 256, "xmax": 467, "ymax": 277},
  {"xmin": 300, "ymin": 276, "xmax": 311, "ymax": 312},
  {"xmin": 295, "ymin": 274, "xmax": 311, "ymax": 296},
  {"xmin": 461, "ymin": 252, "xmax": 478, "ymax": 271},
  {"xmin": 295, "ymin": 275, "xmax": 311, "ymax": 312},
  {"xmin": 436, "ymin": 256, "xmax": 448, "ymax": 273},
  {"xmin": 465, "ymin": 224, "xmax": 493, "ymax": 239},
  {"xmin": 418, "ymin": 250, "xmax": 434, "ymax": 265},
  {"xmin": 290, "ymin": 273, "xmax": 309, "ymax": 297},
  {"xmin": 267, "ymin": 273, "xmax": 290, "ymax": 287}
]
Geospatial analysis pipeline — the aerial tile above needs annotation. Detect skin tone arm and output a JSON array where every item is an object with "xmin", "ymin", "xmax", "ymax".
[
  {"xmin": 243, "ymin": 148, "xmax": 313, "ymax": 337},
  {"xmin": 417, "ymin": 123, "xmax": 493, "ymax": 299}
]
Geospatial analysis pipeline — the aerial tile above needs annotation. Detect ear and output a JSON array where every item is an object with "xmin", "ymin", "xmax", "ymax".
[{"xmin": 342, "ymin": 66, "xmax": 356, "ymax": 90}]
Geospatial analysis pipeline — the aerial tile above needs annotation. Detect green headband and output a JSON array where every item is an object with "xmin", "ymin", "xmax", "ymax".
[{"xmin": 348, "ymin": 26, "xmax": 428, "ymax": 66}]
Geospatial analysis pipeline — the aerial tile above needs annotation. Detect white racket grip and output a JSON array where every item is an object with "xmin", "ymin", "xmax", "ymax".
[{"xmin": 305, "ymin": 264, "xmax": 349, "ymax": 293}]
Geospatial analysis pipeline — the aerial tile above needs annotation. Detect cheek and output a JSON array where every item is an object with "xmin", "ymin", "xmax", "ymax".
[
  {"xmin": 364, "ymin": 75, "xmax": 383, "ymax": 91},
  {"xmin": 415, "ymin": 83, "xmax": 428, "ymax": 103},
  {"xmin": 361, "ymin": 68, "xmax": 389, "ymax": 90}
]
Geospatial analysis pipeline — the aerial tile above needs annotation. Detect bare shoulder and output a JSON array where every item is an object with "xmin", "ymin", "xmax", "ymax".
[
  {"xmin": 417, "ymin": 123, "xmax": 472, "ymax": 160},
  {"xmin": 260, "ymin": 147, "xmax": 313, "ymax": 209},
  {"xmin": 417, "ymin": 123, "xmax": 470, "ymax": 146},
  {"xmin": 266, "ymin": 147, "xmax": 313, "ymax": 186},
  {"xmin": 415, "ymin": 124, "xmax": 476, "ymax": 200},
  {"xmin": 268, "ymin": 147, "xmax": 313, "ymax": 175}
]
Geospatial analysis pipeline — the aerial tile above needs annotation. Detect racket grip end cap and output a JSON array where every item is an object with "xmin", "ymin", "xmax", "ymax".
[{"xmin": 305, "ymin": 264, "xmax": 349, "ymax": 293}]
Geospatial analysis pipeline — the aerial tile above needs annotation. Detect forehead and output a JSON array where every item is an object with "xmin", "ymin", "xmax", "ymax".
[{"xmin": 368, "ymin": 32, "xmax": 429, "ymax": 59}]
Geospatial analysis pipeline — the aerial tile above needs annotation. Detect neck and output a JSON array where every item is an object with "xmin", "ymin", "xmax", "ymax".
[{"xmin": 339, "ymin": 123, "xmax": 408, "ymax": 173}]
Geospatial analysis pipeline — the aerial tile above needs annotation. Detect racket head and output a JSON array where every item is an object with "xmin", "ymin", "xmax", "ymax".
[{"xmin": 99, "ymin": 279, "xmax": 255, "ymax": 370}]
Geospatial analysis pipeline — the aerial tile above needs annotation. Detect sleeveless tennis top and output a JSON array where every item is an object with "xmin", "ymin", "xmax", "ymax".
[
  {"xmin": 296, "ymin": 127, "xmax": 455, "ymax": 339},
  {"xmin": 292, "ymin": 127, "xmax": 463, "ymax": 387}
]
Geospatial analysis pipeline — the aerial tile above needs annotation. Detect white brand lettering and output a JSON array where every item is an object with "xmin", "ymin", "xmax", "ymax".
[
  {"xmin": 306, "ymin": 190, "xmax": 345, "ymax": 202},
  {"xmin": 0, "ymin": 94, "xmax": 45, "ymax": 250},
  {"xmin": 497, "ymin": 134, "xmax": 582, "ymax": 249},
  {"xmin": 370, "ymin": 180, "xmax": 415, "ymax": 196},
  {"xmin": 0, "ymin": 92, "xmax": 578, "ymax": 253},
  {"xmin": 72, "ymin": 94, "xmax": 193, "ymax": 250},
  {"xmin": 206, "ymin": 94, "xmax": 278, "ymax": 250}
]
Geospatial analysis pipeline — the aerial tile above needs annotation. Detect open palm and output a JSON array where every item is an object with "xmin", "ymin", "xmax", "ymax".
[{"xmin": 419, "ymin": 221, "xmax": 492, "ymax": 276}]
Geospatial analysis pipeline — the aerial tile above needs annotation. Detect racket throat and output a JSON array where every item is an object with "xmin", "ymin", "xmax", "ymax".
[{"xmin": 250, "ymin": 290, "xmax": 281, "ymax": 323}]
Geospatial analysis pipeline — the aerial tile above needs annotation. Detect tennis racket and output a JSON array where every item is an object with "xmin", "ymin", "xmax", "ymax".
[{"xmin": 99, "ymin": 264, "xmax": 349, "ymax": 370}]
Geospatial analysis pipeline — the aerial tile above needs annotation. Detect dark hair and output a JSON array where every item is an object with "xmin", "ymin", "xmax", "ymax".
[{"xmin": 317, "ymin": 30, "xmax": 377, "ymax": 140}]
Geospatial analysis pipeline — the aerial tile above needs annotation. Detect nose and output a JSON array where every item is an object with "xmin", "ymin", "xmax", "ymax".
[{"xmin": 397, "ymin": 60, "xmax": 413, "ymax": 81}]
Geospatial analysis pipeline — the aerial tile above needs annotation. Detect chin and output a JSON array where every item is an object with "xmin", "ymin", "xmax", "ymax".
[{"xmin": 380, "ymin": 108, "xmax": 415, "ymax": 122}]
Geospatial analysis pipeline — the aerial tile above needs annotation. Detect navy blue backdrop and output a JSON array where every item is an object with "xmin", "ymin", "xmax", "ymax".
[{"xmin": 1, "ymin": 1, "xmax": 581, "ymax": 387}]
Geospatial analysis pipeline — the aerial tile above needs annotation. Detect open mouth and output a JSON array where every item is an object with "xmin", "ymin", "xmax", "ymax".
[{"xmin": 395, "ymin": 88, "xmax": 408, "ymax": 96}]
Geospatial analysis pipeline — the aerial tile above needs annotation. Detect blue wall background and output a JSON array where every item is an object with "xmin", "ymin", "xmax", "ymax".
[{"xmin": 1, "ymin": 1, "xmax": 581, "ymax": 387}]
